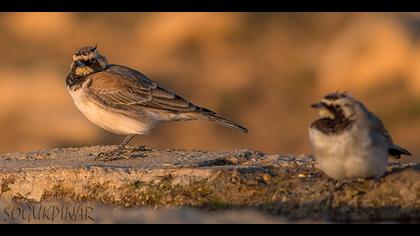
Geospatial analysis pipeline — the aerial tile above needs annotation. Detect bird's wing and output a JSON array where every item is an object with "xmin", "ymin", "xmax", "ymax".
[
  {"xmin": 85, "ymin": 65, "xmax": 208, "ymax": 113},
  {"xmin": 366, "ymin": 111, "xmax": 394, "ymax": 144},
  {"xmin": 366, "ymin": 110, "xmax": 411, "ymax": 158}
]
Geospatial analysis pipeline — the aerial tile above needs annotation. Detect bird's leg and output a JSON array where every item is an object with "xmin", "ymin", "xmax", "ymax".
[{"xmin": 96, "ymin": 134, "xmax": 136, "ymax": 161}]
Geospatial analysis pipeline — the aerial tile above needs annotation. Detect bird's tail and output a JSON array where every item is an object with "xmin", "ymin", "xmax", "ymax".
[
  {"xmin": 389, "ymin": 144, "xmax": 411, "ymax": 159},
  {"xmin": 199, "ymin": 111, "xmax": 248, "ymax": 133}
]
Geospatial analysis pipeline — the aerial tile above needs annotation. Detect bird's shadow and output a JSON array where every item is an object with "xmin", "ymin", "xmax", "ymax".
[{"xmin": 124, "ymin": 145, "xmax": 154, "ymax": 159}]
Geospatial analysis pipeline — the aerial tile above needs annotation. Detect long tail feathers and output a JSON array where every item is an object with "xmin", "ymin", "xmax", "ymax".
[{"xmin": 201, "ymin": 112, "xmax": 248, "ymax": 133}]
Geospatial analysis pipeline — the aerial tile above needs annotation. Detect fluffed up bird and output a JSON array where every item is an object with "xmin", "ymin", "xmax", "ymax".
[{"xmin": 309, "ymin": 92, "xmax": 411, "ymax": 180}]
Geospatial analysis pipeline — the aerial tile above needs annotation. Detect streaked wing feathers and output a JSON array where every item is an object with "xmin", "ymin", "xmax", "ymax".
[{"xmin": 86, "ymin": 65, "xmax": 200, "ymax": 113}]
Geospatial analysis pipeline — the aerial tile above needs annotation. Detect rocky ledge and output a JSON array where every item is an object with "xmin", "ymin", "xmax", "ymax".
[{"xmin": 0, "ymin": 146, "xmax": 419, "ymax": 223}]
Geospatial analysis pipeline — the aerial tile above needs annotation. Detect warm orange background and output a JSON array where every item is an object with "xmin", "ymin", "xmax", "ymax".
[{"xmin": 0, "ymin": 13, "xmax": 418, "ymax": 162}]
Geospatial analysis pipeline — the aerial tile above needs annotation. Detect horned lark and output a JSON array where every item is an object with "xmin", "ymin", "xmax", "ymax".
[
  {"xmin": 66, "ymin": 46, "xmax": 247, "ymax": 161},
  {"xmin": 309, "ymin": 92, "xmax": 411, "ymax": 180}
]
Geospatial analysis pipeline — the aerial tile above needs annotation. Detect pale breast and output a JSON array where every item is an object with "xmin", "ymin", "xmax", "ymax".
[
  {"xmin": 309, "ymin": 126, "xmax": 389, "ymax": 179},
  {"xmin": 68, "ymin": 88, "xmax": 157, "ymax": 135},
  {"xmin": 309, "ymin": 127, "xmax": 357, "ymax": 157}
]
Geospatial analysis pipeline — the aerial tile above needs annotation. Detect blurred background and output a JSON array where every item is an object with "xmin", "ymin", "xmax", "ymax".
[{"xmin": 0, "ymin": 13, "xmax": 419, "ymax": 162}]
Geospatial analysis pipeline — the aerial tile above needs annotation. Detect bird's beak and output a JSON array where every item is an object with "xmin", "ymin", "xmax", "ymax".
[{"xmin": 311, "ymin": 102, "xmax": 325, "ymax": 109}]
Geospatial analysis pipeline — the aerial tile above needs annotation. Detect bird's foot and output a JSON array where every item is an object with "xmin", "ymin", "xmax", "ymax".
[
  {"xmin": 95, "ymin": 146, "xmax": 152, "ymax": 162},
  {"xmin": 95, "ymin": 149, "xmax": 126, "ymax": 162}
]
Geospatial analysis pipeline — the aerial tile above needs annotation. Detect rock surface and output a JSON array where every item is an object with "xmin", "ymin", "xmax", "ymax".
[
  {"xmin": 0, "ymin": 145, "xmax": 419, "ymax": 223},
  {"xmin": 0, "ymin": 199, "xmax": 292, "ymax": 224}
]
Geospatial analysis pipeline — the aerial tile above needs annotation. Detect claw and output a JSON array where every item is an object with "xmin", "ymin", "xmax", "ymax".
[
  {"xmin": 94, "ymin": 134, "xmax": 138, "ymax": 162},
  {"xmin": 95, "ymin": 150, "xmax": 122, "ymax": 162}
]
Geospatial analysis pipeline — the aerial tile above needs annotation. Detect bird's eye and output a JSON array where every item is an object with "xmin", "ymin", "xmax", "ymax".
[{"xmin": 90, "ymin": 58, "xmax": 97, "ymax": 63}]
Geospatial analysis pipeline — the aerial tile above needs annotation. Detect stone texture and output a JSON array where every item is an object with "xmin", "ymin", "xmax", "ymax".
[{"xmin": 0, "ymin": 145, "xmax": 419, "ymax": 223}]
